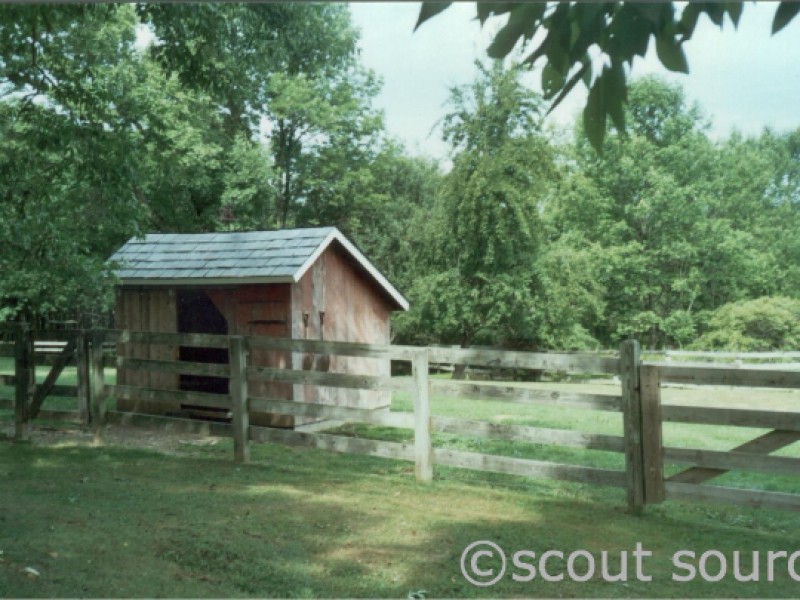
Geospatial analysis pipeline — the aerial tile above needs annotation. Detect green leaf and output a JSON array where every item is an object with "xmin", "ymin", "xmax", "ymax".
[
  {"xmin": 476, "ymin": 2, "xmax": 516, "ymax": 26},
  {"xmin": 725, "ymin": 2, "xmax": 743, "ymax": 28},
  {"xmin": 568, "ymin": 2, "xmax": 610, "ymax": 62},
  {"xmin": 678, "ymin": 3, "xmax": 702, "ymax": 39},
  {"xmin": 655, "ymin": 35, "xmax": 689, "ymax": 73},
  {"xmin": 487, "ymin": 22, "xmax": 523, "ymax": 59},
  {"xmin": 609, "ymin": 5, "xmax": 651, "ymax": 59},
  {"xmin": 574, "ymin": 2, "xmax": 607, "ymax": 30},
  {"xmin": 602, "ymin": 63, "xmax": 626, "ymax": 134},
  {"xmin": 541, "ymin": 61, "xmax": 566, "ymax": 99},
  {"xmin": 414, "ymin": 2, "xmax": 452, "ymax": 31},
  {"xmin": 543, "ymin": 60, "xmax": 587, "ymax": 117},
  {"xmin": 487, "ymin": 3, "xmax": 545, "ymax": 59},
  {"xmin": 703, "ymin": 3, "xmax": 725, "ymax": 27},
  {"xmin": 540, "ymin": 3, "xmax": 574, "ymax": 75},
  {"xmin": 772, "ymin": 1, "xmax": 800, "ymax": 34},
  {"xmin": 632, "ymin": 3, "xmax": 668, "ymax": 27},
  {"xmin": 583, "ymin": 78, "xmax": 606, "ymax": 152}
]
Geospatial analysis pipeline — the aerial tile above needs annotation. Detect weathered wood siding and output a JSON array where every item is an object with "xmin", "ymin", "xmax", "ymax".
[
  {"xmin": 114, "ymin": 246, "xmax": 396, "ymax": 426},
  {"xmin": 115, "ymin": 288, "xmax": 177, "ymax": 414},
  {"xmin": 208, "ymin": 284, "xmax": 293, "ymax": 427},
  {"xmin": 292, "ymin": 244, "xmax": 392, "ymax": 412},
  {"xmin": 117, "ymin": 285, "xmax": 295, "ymax": 427}
]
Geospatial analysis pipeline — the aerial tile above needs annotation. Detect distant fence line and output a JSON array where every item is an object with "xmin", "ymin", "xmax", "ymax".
[
  {"xmin": 1, "ymin": 325, "xmax": 799, "ymax": 513},
  {"xmin": 429, "ymin": 346, "xmax": 800, "ymax": 376}
]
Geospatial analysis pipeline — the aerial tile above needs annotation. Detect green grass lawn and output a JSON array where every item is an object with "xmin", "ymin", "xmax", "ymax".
[
  {"xmin": 341, "ymin": 376, "xmax": 800, "ymax": 493},
  {"xmin": 1, "ymin": 437, "xmax": 799, "ymax": 598},
  {"xmin": 1, "ymin": 364, "xmax": 799, "ymax": 597}
]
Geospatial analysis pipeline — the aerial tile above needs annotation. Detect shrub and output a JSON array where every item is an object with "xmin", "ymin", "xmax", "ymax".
[{"xmin": 692, "ymin": 296, "xmax": 800, "ymax": 351}]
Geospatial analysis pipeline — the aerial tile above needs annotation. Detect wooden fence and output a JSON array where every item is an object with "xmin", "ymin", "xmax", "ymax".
[
  {"xmin": 2, "ymin": 325, "xmax": 799, "ymax": 513},
  {"xmin": 654, "ymin": 350, "xmax": 800, "ymax": 371},
  {"xmin": 640, "ymin": 361, "xmax": 800, "ymax": 512}
]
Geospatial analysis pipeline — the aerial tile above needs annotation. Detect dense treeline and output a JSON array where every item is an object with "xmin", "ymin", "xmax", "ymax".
[
  {"xmin": 1, "ymin": 5, "xmax": 798, "ymax": 350},
  {"xmin": 394, "ymin": 68, "xmax": 800, "ymax": 351}
]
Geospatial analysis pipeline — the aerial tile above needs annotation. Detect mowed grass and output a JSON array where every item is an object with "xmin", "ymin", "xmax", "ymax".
[
  {"xmin": 3, "ymin": 436, "xmax": 800, "ymax": 598},
  {"xmin": 1, "ymin": 362, "xmax": 800, "ymax": 597},
  {"xmin": 340, "ymin": 375, "xmax": 800, "ymax": 493}
]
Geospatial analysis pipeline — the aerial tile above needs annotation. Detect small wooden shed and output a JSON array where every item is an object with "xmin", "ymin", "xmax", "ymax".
[{"xmin": 108, "ymin": 227, "xmax": 408, "ymax": 428}]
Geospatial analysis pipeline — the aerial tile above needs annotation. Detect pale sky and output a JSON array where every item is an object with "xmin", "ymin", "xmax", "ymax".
[{"xmin": 349, "ymin": 2, "xmax": 800, "ymax": 161}]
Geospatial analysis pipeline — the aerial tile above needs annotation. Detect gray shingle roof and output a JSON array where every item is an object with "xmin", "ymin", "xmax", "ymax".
[{"xmin": 108, "ymin": 227, "xmax": 408, "ymax": 310}]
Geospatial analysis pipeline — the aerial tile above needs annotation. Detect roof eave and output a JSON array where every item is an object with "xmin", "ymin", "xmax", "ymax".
[
  {"xmin": 116, "ymin": 276, "xmax": 296, "ymax": 287},
  {"xmin": 291, "ymin": 230, "xmax": 410, "ymax": 312}
]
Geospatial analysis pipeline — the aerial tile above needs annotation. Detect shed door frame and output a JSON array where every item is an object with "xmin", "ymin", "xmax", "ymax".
[{"xmin": 176, "ymin": 288, "xmax": 229, "ymax": 395}]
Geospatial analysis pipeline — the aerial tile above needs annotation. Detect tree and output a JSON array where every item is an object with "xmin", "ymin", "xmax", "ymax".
[
  {"xmin": 550, "ymin": 76, "xmax": 799, "ymax": 348},
  {"xmin": 141, "ymin": 3, "xmax": 385, "ymax": 230},
  {"xmin": 740, "ymin": 129, "xmax": 800, "ymax": 297},
  {"xmin": 552, "ymin": 78, "xmax": 712, "ymax": 345},
  {"xmin": 270, "ymin": 66, "xmax": 386, "ymax": 230},
  {"xmin": 316, "ymin": 141, "xmax": 443, "ymax": 296},
  {"xmin": 416, "ymin": 2, "xmax": 799, "ymax": 150},
  {"xmin": 0, "ymin": 6, "xmax": 148, "ymax": 321},
  {"xmin": 0, "ymin": 5, "xmax": 264, "ymax": 320},
  {"xmin": 400, "ymin": 62, "xmax": 564, "ymax": 350},
  {"xmin": 0, "ymin": 4, "xmax": 416, "ymax": 323},
  {"xmin": 140, "ymin": 3, "xmax": 358, "ymax": 141}
]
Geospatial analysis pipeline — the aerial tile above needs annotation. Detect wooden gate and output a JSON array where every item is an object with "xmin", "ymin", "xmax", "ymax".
[
  {"xmin": 640, "ymin": 363, "xmax": 800, "ymax": 512},
  {"xmin": 0, "ymin": 324, "xmax": 98, "ymax": 438}
]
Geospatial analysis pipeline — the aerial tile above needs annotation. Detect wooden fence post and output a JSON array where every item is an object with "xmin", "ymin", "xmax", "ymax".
[
  {"xmin": 620, "ymin": 339, "xmax": 645, "ymax": 514},
  {"xmin": 229, "ymin": 336, "xmax": 250, "ymax": 463},
  {"xmin": 14, "ymin": 323, "xmax": 33, "ymax": 441},
  {"xmin": 89, "ymin": 330, "xmax": 106, "ymax": 445},
  {"xmin": 75, "ymin": 330, "xmax": 90, "ymax": 425},
  {"xmin": 412, "ymin": 348, "xmax": 433, "ymax": 482},
  {"xmin": 640, "ymin": 365, "xmax": 665, "ymax": 504}
]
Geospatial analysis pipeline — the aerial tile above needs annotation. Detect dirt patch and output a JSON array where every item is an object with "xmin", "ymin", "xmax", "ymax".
[{"xmin": 0, "ymin": 420, "xmax": 223, "ymax": 455}]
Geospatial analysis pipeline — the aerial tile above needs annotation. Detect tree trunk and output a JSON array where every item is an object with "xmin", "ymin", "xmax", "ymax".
[
  {"xmin": 452, "ymin": 363, "xmax": 467, "ymax": 380},
  {"xmin": 451, "ymin": 330, "xmax": 472, "ymax": 380}
]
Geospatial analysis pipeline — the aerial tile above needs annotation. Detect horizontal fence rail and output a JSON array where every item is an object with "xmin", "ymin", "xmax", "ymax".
[
  {"xmin": 2, "ymin": 327, "xmax": 798, "ymax": 513},
  {"xmin": 652, "ymin": 364, "xmax": 800, "ymax": 388},
  {"xmin": 110, "ymin": 385, "xmax": 233, "ymax": 411},
  {"xmin": 431, "ymin": 380, "xmax": 623, "ymax": 411},
  {"xmin": 664, "ymin": 482, "xmax": 800, "ymax": 512},
  {"xmin": 663, "ymin": 350, "xmax": 800, "ymax": 360},
  {"xmin": 663, "ymin": 447, "xmax": 800, "ymax": 476},
  {"xmin": 246, "ymin": 365, "xmax": 413, "ymax": 393},
  {"xmin": 117, "ymin": 357, "xmax": 230, "ymax": 378},
  {"xmin": 428, "ymin": 346, "xmax": 620, "ymax": 374},
  {"xmin": 431, "ymin": 416, "xmax": 625, "ymax": 453},
  {"xmin": 249, "ymin": 397, "xmax": 414, "ymax": 429},
  {"xmin": 115, "ymin": 330, "xmax": 229, "ymax": 349},
  {"xmin": 249, "ymin": 336, "xmax": 420, "ymax": 361},
  {"xmin": 432, "ymin": 447, "xmax": 628, "ymax": 487},
  {"xmin": 250, "ymin": 426, "xmax": 416, "ymax": 462},
  {"xmin": 662, "ymin": 405, "xmax": 800, "ymax": 431}
]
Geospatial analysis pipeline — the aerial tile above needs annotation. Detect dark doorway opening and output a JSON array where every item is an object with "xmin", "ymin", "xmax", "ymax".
[{"xmin": 177, "ymin": 289, "xmax": 229, "ymax": 398}]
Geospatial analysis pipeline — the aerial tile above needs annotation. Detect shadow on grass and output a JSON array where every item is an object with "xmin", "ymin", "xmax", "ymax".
[
  {"xmin": 1, "ymin": 439, "xmax": 799, "ymax": 598},
  {"xmin": 405, "ymin": 499, "xmax": 800, "ymax": 598},
  {"xmin": 1, "ymin": 440, "xmax": 437, "ymax": 597}
]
